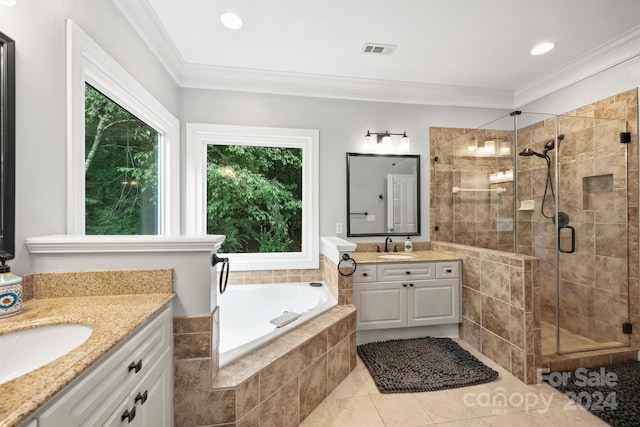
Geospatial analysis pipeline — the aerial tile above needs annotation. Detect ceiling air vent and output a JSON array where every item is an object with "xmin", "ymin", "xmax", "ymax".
[{"xmin": 361, "ymin": 43, "xmax": 396, "ymax": 56}]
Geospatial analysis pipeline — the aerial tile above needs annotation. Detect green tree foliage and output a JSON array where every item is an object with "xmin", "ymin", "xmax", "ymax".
[
  {"xmin": 207, "ymin": 145, "xmax": 302, "ymax": 253},
  {"xmin": 84, "ymin": 84, "xmax": 159, "ymax": 235}
]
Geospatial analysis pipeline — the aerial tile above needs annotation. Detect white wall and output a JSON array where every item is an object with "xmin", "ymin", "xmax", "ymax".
[
  {"xmin": 180, "ymin": 88, "xmax": 509, "ymax": 244},
  {"xmin": 0, "ymin": 0, "xmax": 179, "ymax": 274},
  {"xmin": 2, "ymin": 1, "xmax": 639, "ymax": 286}
]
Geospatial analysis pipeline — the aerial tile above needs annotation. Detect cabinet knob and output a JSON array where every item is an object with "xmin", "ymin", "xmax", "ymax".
[
  {"xmin": 402, "ymin": 283, "xmax": 408, "ymax": 287},
  {"xmin": 135, "ymin": 390, "xmax": 149, "ymax": 405},
  {"xmin": 409, "ymin": 283, "xmax": 414, "ymax": 287},
  {"xmin": 405, "ymin": 271, "xmax": 411, "ymax": 275},
  {"xmin": 363, "ymin": 273, "xmax": 368, "ymax": 277},
  {"xmin": 121, "ymin": 406, "xmax": 136, "ymax": 423},
  {"xmin": 128, "ymin": 359, "xmax": 143, "ymax": 373}
]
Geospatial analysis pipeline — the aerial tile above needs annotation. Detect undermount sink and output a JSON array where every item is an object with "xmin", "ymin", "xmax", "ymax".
[
  {"xmin": 378, "ymin": 254, "xmax": 416, "ymax": 259},
  {"xmin": 0, "ymin": 323, "xmax": 93, "ymax": 385}
]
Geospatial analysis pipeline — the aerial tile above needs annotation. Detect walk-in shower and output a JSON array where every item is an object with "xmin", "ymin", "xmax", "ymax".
[{"xmin": 431, "ymin": 94, "xmax": 636, "ymax": 360}]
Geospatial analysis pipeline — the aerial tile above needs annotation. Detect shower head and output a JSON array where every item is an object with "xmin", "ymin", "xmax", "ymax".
[
  {"xmin": 518, "ymin": 148, "xmax": 547, "ymax": 159},
  {"xmin": 544, "ymin": 140, "xmax": 555, "ymax": 153}
]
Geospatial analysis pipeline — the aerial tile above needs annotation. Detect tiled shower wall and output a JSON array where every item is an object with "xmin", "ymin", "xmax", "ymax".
[
  {"xmin": 516, "ymin": 89, "xmax": 639, "ymax": 347},
  {"xmin": 430, "ymin": 128, "xmax": 515, "ymax": 252},
  {"xmin": 430, "ymin": 89, "xmax": 639, "ymax": 380}
]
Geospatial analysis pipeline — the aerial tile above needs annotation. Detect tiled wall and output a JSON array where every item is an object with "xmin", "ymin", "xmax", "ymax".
[
  {"xmin": 432, "ymin": 241, "xmax": 539, "ymax": 384},
  {"xmin": 173, "ymin": 256, "xmax": 356, "ymax": 426},
  {"xmin": 173, "ymin": 305, "xmax": 356, "ymax": 427},
  {"xmin": 517, "ymin": 89, "xmax": 639, "ymax": 347},
  {"xmin": 430, "ymin": 128, "xmax": 515, "ymax": 252}
]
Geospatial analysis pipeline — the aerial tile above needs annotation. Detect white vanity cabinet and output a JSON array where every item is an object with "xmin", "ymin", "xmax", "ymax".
[
  {"xmin": 353, "ymin": 261, "xmax": 461, "ymax": 331},
  {"xmin": 29, "ymin": 305, "xmax": 173, "ymax": 427}
]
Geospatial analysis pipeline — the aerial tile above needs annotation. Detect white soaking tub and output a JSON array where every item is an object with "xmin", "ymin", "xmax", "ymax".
[{"xmin": 218, "ymin": 282, "xmax": 337, "ymax": 367}]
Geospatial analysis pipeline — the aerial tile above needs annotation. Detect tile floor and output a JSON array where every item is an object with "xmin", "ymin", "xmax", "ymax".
[
  {"xmin": 541, "ymin": 321, "xmax": 626, "ymax": 355},
  {"xmin": 301, "ymin": 339, "xmax": 610, "ymax": 426}
]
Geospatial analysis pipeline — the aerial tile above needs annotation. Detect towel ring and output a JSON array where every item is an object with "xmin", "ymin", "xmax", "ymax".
[{"xmin": 338, "ymin": 253, "xmax": 357, "ymax": 276}]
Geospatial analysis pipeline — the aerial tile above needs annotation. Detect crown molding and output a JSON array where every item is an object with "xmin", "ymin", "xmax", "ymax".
[
  {"xmin": 179, "ymin": 63, "xmax": 515, "ymax": 108},
  {"xmin": 112, "ymin": 0, "xmax": 184, "ymax": 83},
  {"xmin": 514, "ymin": 25, "xmax": 640, "ymax": 107},
  {"xmin": 114, "ymin": 0, "xmax": 640, "ymax": 109}
]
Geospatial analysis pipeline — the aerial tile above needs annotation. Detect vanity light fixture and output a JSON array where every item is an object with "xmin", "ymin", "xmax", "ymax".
[
  {"xmin": 364, "ymin": 130, "xmax": 410, "ymax": 148},
  {"xmin": 220, "ymin": 12, "xmax": 244, "ymax": 30}
]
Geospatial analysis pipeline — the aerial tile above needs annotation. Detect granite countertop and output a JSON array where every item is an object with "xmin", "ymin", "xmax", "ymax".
[
  {"xmin": 0, "ymin": 292, "xmax": 175, "ymax": 427},
  {"xmin": 352, "ymin": 250, "xmax": 461, "ymax": 264}
]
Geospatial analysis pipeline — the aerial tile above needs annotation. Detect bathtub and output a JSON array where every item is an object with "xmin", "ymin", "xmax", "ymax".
[{"xmin": 218, "ymin": 282, "xmax": 337, "ymax": 368}]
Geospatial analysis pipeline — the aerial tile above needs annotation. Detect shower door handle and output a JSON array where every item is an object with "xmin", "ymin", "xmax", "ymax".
[{"xmin": 558, "ymin": 225, "xmax": 575, "ymax": 254}]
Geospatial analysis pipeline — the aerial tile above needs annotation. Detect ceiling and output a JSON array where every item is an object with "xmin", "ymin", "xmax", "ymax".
[{"xmin": 115, "ymin": 0, "xmax": 640, "ymax": 108}]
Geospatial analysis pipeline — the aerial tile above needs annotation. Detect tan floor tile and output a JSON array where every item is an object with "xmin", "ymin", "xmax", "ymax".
[
  {"xmin": 327, "ymin": 395, "xmax": 385, "ymax": 427},
  {"xmin": 370, "ymin": 393, "xmax": 435, "ymax": 426},
  {"xmin": 482, "ymin": 404, "xmax": 609, "ymax": 426},
  {"xmin": 413, "ymin": 387, "xmax": 483, "ymax": 423},
  {"xmin": 299, "ymin": 400, "xmax": 333, "ymax": 427},
  {"xmin": 326, "ymin": 368, "xmax": 371, "ymax": 399},
  {"xmin": 435, "ymin": 418, "xmax": 490, "ymax": 426}
]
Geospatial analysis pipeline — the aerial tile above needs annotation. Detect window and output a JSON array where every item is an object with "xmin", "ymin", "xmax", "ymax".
[
  {"xmin": 84, "ymin": 84, "xmax": 160, "ymax": 234},
  {"xmin": 67, "ymin": 20, "xmax": 179, "ymax": 235},
  {"xmin": 186, "ymin": 124, "xmax": 319, "ymax": 271}
]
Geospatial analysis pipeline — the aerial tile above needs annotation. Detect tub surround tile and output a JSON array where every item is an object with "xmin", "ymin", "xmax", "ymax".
[
  {"xmin": 236, "ymin": 374, "xmax": 260, "ymax": 420},
  {"xmin": 174, "ymin": 331, "xmax": 210, "ymax": 359},
  {"xmin": 260, "ymin": 378, "xmax": 300, "ymax": 427},
  {"xmin": 175, "ymin": 305, "xmax": 356, "ymax": 427},
  {"xmin": 300, "ymin": 330, "xmax": 328, "ymax": 369},
  {"xmin": 299, "ymin": 356, "xmax": 328, "ymax": 420},
  {"xmin": 260, "ymin": 349, "xmax": 301, "ymax": 401}
]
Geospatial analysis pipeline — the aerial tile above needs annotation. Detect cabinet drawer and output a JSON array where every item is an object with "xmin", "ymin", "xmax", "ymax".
[
  {"xmin": 352, "ymin": 264, "xmax": 377, "ymax": 282},
  {"xmin": 37, "ymin": 306, "xmax": 172, "ymax": 427},
  {"xmin": 436, "ymin": 261, "xmax": 460, "ymax": 279},
  {"xmin": 378, "ymin": 262, "xmax": 435, "ymax": 281}
]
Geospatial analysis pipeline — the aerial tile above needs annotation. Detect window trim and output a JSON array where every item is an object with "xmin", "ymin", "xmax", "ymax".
[
  {"xmin": 185, "ymin": 123, "xmax": 319, "ymax": 271},
  {"xmin": 67, "ymin": 20, "xmax": 180, "ymax": 235}
]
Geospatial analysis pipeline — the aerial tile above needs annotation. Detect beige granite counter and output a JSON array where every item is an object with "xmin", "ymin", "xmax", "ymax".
[
  {"xmin": 352, "ymin": 250, "xmax": 461, "ymax": 264},
  {"xmin": 0, "ymin": 270, "xmax": 175, "ymax": 427}
]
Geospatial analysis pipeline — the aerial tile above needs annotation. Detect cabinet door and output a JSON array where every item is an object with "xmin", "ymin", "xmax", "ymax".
[
  {"xmin": 102, "ymin": 348, "xmax": 172, "ymax": 427},
  {"xmin": 135, "ymin": 348, "xmax": 172, "ymax": 427},
  {"xmin": 353, "ymin": 282, "xmax": 407, "ymax": 330},
  {"xmin": 102, "ymin": 396, "xmax": 140, "ymax": 427},
  {"xmin": 408, "ymin": 279, "xmax": 460, "ymax": 326}
]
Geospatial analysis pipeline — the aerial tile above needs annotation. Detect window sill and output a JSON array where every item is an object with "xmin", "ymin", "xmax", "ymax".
[{"xmin": 25, "ymin": 235, "xmax": 225, "ymax": 254}]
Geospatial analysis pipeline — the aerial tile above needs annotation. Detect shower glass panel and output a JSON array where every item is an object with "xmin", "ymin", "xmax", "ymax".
[
  {"xmin": 447, "ymin": 114, "xmax": 516, "ymax": 252},
  {"xmin": 517, "ymin": 112, "xmax": 630, "ymax": 354}
]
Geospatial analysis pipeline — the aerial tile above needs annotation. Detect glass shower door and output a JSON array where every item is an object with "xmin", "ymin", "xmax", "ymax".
[{"xmin": 555, "ymin": 114, "xmax": 630, "ymax": 353}]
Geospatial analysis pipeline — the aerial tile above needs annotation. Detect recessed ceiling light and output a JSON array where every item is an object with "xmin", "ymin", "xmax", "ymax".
[
  {"xmin": 220, "ymin": 12, "xmax": 244, "ymax": 30},
  {"xmin": 530, "ymin": 42, "xmax": 556, "ymax": 56}
]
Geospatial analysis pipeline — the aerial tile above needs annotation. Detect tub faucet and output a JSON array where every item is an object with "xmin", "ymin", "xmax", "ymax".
[{"xmin": 384, "ymin": 237, "xmax": 392, "ymax": 253}]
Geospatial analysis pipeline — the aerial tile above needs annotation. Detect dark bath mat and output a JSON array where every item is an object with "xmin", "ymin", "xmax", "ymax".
[
  {"xmin": 546, "ymin": 360, "xmax": 640, "ymax": 427},
  {"xmin": 357, "ymin": 337, "xmax": 499, "ymax": 393}
]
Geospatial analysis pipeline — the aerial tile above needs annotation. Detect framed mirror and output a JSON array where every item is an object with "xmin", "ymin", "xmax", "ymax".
[
  {"xmin": 0, "ymin": 31, "xmax": 15, "ymax": 260},
  {"xmin": 347, "ymin": 153, "xmax": 420, "ymax": 237}
]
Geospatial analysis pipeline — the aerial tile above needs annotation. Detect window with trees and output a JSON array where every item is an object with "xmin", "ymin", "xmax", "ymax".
[
  {"xmin": 68, "ymin": 20, "xmax": 179, "ymax": 235},
  {"xmin": 186, "ymin": 124, "xmax": 319, "ymax": 271},
  {"xmin": 84, "ymin": 84, "xmax": 160, "ymax": 235}
]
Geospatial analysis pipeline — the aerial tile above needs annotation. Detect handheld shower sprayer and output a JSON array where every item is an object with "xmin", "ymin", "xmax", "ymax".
[{"xmin": 518, "ymin": 134, "xmax": 564, "ymax": 220}]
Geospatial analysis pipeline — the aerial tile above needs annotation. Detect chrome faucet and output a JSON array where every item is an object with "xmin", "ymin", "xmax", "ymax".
[{"xmin": 384, "ymin": 237, "xmax": 392, "ymax": 253}]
